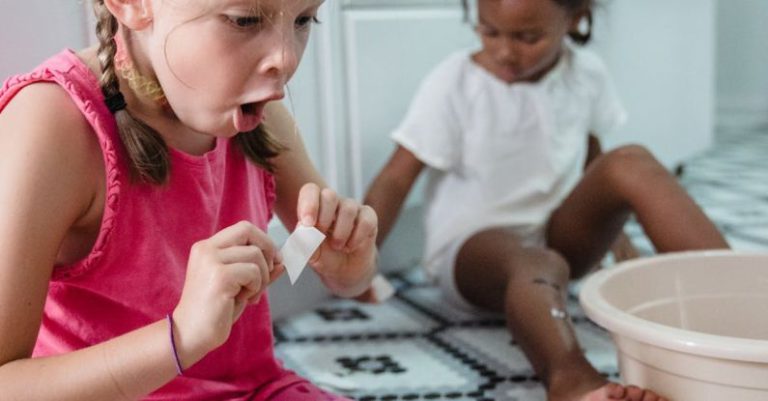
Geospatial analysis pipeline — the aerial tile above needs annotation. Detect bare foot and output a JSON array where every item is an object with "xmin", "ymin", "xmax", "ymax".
[{"xmin": 554, "ymin": 382, "xmax": 668, "ymax": 401}]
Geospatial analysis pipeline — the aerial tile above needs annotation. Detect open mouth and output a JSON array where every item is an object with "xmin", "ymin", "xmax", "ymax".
[
  {"xmin": 233, "ymin": 102, "xmax": 265, "ymax": 133},
  {"xmin": 241, "ymin": 102, "xmax": 259, "ymax": 115}
]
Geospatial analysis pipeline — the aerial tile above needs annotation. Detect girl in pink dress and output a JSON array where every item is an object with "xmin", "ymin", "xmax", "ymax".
[{"xmin": 0, "ymin": 1, "xmax": 375, "ymax": 400}]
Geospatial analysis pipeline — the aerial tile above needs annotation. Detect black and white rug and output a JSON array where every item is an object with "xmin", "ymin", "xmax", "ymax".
[{"xmin": 274, "ymin": 128, "xmax": 768, "ymax": 401}]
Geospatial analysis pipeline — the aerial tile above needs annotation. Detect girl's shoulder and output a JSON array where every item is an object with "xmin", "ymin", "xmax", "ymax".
[
  {"xmin": 563, "ymin": 45, "xmax": 611, "ymax": 82},
  {"xmin": 1, "ymin": 81, "xmax": 100, "ymax": 164},
  {"xmin": 412, "ymin": 50, "xmax": 477, "ymax": 102},
  {"xmin": 426, "ymin": 50, "xmax": 476, "ymax": 82},
  {"xmin": 0, "ymin": 81, "xmax": 104, "ymax": 222},
  {"xmin": 0, "ymin": 48, "xmax": 108, "ymax": 157}
]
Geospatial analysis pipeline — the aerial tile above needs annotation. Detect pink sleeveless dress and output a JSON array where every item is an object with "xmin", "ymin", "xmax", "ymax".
[{"xmin": 0, "ymin": 50, "xmax": 349, "ymax": 401}]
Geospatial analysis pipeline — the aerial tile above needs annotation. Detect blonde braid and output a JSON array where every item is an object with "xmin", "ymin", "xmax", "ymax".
[{"xmin": 93, "ymin": 0, "xmax": 170, "ymax": 184}]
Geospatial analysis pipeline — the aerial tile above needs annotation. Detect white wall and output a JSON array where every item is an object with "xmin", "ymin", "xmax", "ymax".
[
  {"xmin": 716, "ymin": 0, "xmax": 768, "ymax": 130},
  {"xmin": 590, "ymin": 0, "xmax": 716, "ymax": 168},
  {"xmin": 0, "ymin": 1, "xmax": 91, "ymax": 79}
]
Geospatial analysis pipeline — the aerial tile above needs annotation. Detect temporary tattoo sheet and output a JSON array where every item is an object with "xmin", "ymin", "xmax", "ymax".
[{"xmin": 281, "ymin": 226, "xmax": 326, "ymax": 285}]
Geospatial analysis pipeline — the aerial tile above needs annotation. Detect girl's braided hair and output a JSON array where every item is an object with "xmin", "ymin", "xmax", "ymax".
[{"xmin": 92, "ymin": 0, "xmax": 283, "ymax": 185}]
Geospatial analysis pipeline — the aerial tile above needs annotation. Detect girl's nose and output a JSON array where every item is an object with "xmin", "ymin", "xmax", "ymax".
[
  {"xmin": 258, "ymin": 38, "xmax": 300, "ymax": 81},
  {"xmin": 496, "ymin": 36, "xmax": 518, "ymax": 63}
]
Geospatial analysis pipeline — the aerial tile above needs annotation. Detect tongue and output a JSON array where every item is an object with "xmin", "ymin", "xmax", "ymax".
[{"xmin": 234, "ymin": 106, "xmax": 261, "ymax": 132}]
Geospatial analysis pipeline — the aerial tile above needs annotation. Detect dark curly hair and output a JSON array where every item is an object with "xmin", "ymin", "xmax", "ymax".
[{"xmin": 462, "ymin": 0, "xmax": 595, "ymax": 45}]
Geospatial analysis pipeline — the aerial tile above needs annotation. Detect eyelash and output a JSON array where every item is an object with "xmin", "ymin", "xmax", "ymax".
[
  {"xmin": 227, "ymin": 15, "xmax": 261, "ymax": 29},
  {"xmin": 296, "ymin": 16, "xmax": 321, "ymax": 30},
  {"xmin": 225, "ymin": 15, "xmax": 321, "ymax": 31}
]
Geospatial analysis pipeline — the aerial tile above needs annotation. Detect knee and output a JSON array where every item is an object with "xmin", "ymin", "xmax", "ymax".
[
  {"xmin": 507, "ymin": 248, "xmax": 570, "ymax": 283},
  {"xmin": 597, "ymin": 144, "xmax": 669, "ymax": 192}
]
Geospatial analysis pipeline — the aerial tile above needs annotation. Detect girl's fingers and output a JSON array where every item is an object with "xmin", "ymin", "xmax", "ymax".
[
  {"xmin": 229, "ymin": 260, "xmax": 269, "ymax": 302},
  {"xmin": 211, "ymin": 221, "xmax": 257, "ymax": 247},
  {"xmin": 269, "ymin": 263, "xmax": 286, "ymax": 284},
  {"xmin": 330, "ymin": 198, "xmax": 358, "ymax": 250},
  {"xmin": 212, "ymin": 222, "xmax": 277, "ymax": 270},
  {"xmin": 258, "ymin": 260, "xmax": 270, "ymax": 293},
  {"xmin": 225, "ymin": 262, "xmax": 261, "ymax": 299},
  {"xmin": 345, "ymin": 205, "xmax": 378, "ymax": 252},
  {"xmin": 316, "ymin": 188, "xmax": 339, "ymax": 233},
  {"xmin": 297, "ymin": 183, "xmax": 321, "ymax": 226},
  {"xmin": 218, "ymin": 245, "xmax": 271, "ymax": 270},
  {"xmin": 247, "ymin": 264, "xmax": 284, "ymax": 304}
]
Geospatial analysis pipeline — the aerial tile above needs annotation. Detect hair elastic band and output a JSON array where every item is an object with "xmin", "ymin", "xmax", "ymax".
[
  {"xmin": 105, "ymin": 91, "xmax": 127, "ymax": 114},
  {"xmin": 166, "ymin": 314, "xmax": 184, "ymax": 375}
]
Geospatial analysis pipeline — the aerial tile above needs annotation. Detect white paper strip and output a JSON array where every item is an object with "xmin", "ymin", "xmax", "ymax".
[{"xmin": 280, "ymin": 225, "xmax": 326, "ymax": 285}]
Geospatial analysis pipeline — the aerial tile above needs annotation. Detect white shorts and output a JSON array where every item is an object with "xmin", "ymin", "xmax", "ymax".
[{"xmin": 427, "ymin": 224, "xmax": 548, "ymax": 313}]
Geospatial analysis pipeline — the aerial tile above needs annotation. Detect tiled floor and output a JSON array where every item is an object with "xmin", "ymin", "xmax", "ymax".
[{"xmin": 274, "ymin": 128, "xmax": 768, "ymax": 401}]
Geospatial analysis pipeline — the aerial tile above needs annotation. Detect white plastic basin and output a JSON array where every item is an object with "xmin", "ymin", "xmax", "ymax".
[{"xmin": 580, "ymin": 251, "xmax": 768, "ymax": 401}]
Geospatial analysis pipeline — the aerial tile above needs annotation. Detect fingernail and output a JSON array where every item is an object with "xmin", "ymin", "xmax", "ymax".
[{"xmin": 301, "ymin": 215, "xmax": 314, "ymax": 226}]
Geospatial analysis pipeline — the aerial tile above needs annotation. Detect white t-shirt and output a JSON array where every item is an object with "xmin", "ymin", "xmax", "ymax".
[{"xmin": 392, "ymin": 44, "xmax": 627, "ymax": 275}]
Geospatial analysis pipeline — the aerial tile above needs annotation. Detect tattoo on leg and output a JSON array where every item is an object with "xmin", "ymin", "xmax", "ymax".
[
  {"xmin": 550, "ymin": 307, "xmax": 569, "ymax": 320},
  {"xmin": 532, "ymin": 278, "xmax": 570, "ymax": 320},
  {"xmin": 532, "ymin": 278, "xmax": 562, "ymax": 292}
]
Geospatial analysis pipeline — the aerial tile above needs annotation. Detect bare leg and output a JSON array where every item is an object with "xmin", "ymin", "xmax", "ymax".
[
  {"xmin": 454, "ymin": 229, "xmax": 662, "ymax": 401},
  {"xmin": 548, "ymin": 145, "xmax": 728, "ymax": 278},
  {"xmin": 526, "ymin": 145, "xmax": 721, "ymax": 400}
]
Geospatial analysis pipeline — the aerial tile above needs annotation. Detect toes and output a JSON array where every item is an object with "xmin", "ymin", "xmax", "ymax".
[
  {"xmin": 625, "ymin": 385, "xmax": 645, "ymax": 401},
  {"xmin": 643, "ymin": 390, "xmax": 667, "ymax": 401},
  {"xmin": 605, "ymin": 382, "xmax": 627, "ymax": 399},
  {"xmin": 642, "ymin": 391, "xmax": 656, "ymax": 401}
]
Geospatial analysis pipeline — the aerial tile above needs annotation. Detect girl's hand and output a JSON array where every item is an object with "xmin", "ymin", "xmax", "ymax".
[
  {"xmin": 296, "ymin": 183, "xmax": 378, "ymax": 297},
  {"xmin": 173, "ymin": 221, "xmax": 284, "ymax": 366}
]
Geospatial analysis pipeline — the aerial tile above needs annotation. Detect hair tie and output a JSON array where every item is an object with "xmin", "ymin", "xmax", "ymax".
[
  {"xmin": 166, "ymin": 314, "xmax": 184, "ymax": 375},
  {"xmin": 105, "ymin": 91, "xmax": 127, "ymax": 114}
]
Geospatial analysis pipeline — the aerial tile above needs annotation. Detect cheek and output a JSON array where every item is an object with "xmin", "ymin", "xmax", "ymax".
[
  {"xmin": 157, "ymin": 30, "xmax": 250, "ymax": 106},
  {"xmin": 525, "ymin": 41, "xmax": 560, "ymax": 68}
]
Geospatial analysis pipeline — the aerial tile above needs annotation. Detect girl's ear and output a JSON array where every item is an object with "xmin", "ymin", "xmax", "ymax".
[
  {"xmin": 568, "ymin": 8, "xmax": 592, "ymax": 44},
  {"xmin": 568, "ymin": 10, "xmax": 587, "ymax": 33},
  {"xmin": 103, "ymin": 0, "xmax": 153, "ymax": 30}
]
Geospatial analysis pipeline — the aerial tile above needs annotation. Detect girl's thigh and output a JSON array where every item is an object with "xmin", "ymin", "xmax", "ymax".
[{"xmin": 546, "ymin": 165, "xmax": 632, "ymax": 278}]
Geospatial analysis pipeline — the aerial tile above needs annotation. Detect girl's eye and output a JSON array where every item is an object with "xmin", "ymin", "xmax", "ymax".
[
  {"xmin": 226, "ymin": 15, "xmax": 262, "ymax": 29},
  {"xmin": 518, "ymin": 33, "xmax": 542, "ymax": 44},
  {"xmin": 475, "ymin": 24, "xmax": 498, "ymax": 38},
  {"xmin": 296, "ymin": 16, "xmax": 321, "ymax": 30}
]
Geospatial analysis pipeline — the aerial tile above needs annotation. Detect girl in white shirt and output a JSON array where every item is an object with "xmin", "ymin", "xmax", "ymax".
[{"xmin": 366, "ymin": 0, "xmax": 728, "ymax": 400}]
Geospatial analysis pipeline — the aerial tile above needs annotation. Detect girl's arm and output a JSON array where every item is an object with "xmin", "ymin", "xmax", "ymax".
[
  {"xmin": 268, "ymin": 102, "xmax": 377, "ymax": 298},
  {"xmin": 364, "ymin": 145, "xmax": 424, "ymax": 247},
  {"xmin": 0, "ymin": 85, "xmax": 272, "ymax": 400},
  {"xmin": 0, "ymin": 84, "xmax": 185, "ymax": 399}
]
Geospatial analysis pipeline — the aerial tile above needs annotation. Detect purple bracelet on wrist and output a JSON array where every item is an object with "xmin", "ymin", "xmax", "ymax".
[{"xmin": 166, "ymin": 314, "xmax": 184, "ymax": 376}]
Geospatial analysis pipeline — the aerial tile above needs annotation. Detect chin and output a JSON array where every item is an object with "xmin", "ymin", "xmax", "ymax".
[{"xmin": 184, "ymin": 117, "xmax": 238, "ymax": 138}]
